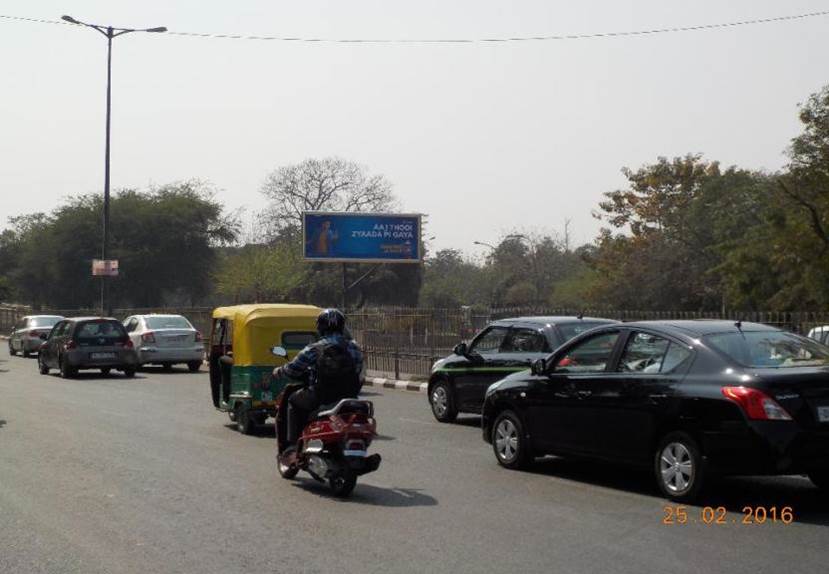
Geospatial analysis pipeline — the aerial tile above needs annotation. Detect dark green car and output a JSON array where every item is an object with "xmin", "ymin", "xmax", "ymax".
[{"xmin": 427, "ymin": 316, "xmax": 617, "ymax": 422}]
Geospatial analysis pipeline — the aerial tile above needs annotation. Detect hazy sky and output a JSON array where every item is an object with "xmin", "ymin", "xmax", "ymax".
[{"xmin": 1, "ymin": 1, "xmax": 828, "ymax": 256}]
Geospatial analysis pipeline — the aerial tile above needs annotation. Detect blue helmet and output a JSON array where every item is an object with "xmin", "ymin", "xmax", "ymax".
[{"xmin": 316, "ymin": 308, "xmax": 346, "ymax": 336}]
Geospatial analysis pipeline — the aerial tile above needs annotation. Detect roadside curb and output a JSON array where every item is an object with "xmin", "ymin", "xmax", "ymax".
[{"xmin": 363, "ymin": 376, "xmax": 427, "ymax": 393}]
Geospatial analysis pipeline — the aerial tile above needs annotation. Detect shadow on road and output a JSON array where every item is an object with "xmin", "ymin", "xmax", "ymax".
[
  {"xmin": 453, "ymin": 415, "xmax": 482, "ymax": 428},
  {"xmin": 223, "ymin": 423, "xmax": 276, "ymax": 439},
  {"xmin": 292, "ymin": 479, "xmax": 438, "ymax": 507},
  {"xmin": 526, "ymin": 457, "xmax": 829, "ymax": 526},
  {"xmin": 139, "ymin": 366, "xmax": 203, "ymax": 375},
  {"xmin": 0, "ymin": 419, "xmax": 6, "ymax": 429}
]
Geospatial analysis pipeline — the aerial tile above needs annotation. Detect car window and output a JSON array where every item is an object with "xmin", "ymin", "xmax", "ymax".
[
  {"xmin": 145, "ymin": 315, "xmax": 192, "ymax": 330},
  {"xmin": 469, "ymin": 326, "xmax": 510, "ymax": 355},
  {"xmin": 618, "ymin": 331, "xmax": 692, "ymax": 374},
  {"xmin": 556, "ymin": 322, "xmax": 613, "ymax": 343},
  {"xmin": 124, "ymin": 317, "xmax": 137, "ymax": 332},
  {"xmin": 49, "ymin": 321, "xmax": 65, "ymax": 338},
  {"xmin": 74, "ymin": 320, "xmax": 127, "ymax": 345},
  {"xmin": 502, "ymin": 328, "xmax": 547, "ymax": 353},
  {"xmin": 555, "ymin": 332, "xmax": 620, "ymax": 374},
  {"xmin": 706, "ymin": 331, "xmax": 829, "ymax": 368},
  {"xmin": 30, "ymin": 316, "xmax": 61, "ymax": 328}
]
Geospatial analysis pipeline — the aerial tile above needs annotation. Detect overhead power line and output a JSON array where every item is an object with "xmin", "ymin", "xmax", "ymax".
[{"xmin": 1, "ymin": 9, "xmax": 828, "ymax": 44}]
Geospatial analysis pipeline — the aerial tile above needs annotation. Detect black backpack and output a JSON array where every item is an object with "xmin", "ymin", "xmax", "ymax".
[{"xmin": 314, "ymin": 341, "xmax": 360, "ymax": 403}]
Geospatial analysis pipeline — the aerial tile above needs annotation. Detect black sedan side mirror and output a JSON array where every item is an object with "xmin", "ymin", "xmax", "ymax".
[
  {"xmin": 453, "ymin": 342, "xmax": 468, "ymax": 357},
  {"xmin": 530, "ymin": 358, "xmax": 548, "ymax": 376}
]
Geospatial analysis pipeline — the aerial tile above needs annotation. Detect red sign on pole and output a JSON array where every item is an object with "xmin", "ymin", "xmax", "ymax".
[{"xmin": 92, "ymin": 259, "xmax": 119, "ymax": 277}]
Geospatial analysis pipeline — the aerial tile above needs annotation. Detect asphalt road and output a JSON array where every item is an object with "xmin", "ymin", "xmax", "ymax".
[{"xmin": 1, "ymin": 345, "xmax": 828, "ymax": 574}]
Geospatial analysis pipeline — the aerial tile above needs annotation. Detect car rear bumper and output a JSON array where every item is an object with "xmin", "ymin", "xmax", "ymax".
[
  {"xmin": 65, "ymin": 349, "xmax": 139, "ymax": 369},
  {"xmin": 22, "ymin": 338, "xmax": 46, "ymax": 352},
  {"xmin": 703, "ymin": 421, "xmax": 829, "ymax": 475},
  {"xmin": 138, "ymin": 346, "xmax": 204, "ymax": 364}
]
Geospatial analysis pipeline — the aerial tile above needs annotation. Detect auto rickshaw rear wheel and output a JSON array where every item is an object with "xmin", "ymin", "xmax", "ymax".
[{"xmin": 235, "ymin": 404, "xmax": 255, "ymax": 435}]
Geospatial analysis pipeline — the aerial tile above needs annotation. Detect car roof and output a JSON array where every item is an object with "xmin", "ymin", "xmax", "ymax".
[
  {"xmin": 621, "ymin": 320, "xmax": 780, "ymax": 337},
  {"xmin": 21, "ymin": 315, "xmax": 64, "ymax": 320},
  {"xmin": 64, "ymin": 316, "xmax": 119, "ymax": 322},
  {"xmin": 492, "ymin": 316, "xmax": 618, "ymax": 327}
]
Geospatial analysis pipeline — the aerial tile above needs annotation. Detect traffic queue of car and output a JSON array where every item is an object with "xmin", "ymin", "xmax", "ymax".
[
  {"xmin": 8, "ymin": 310, "xmax": 829, "ymax": 503},
  {"xmin": 7, "ymin": 313, "xmax": 204, "ymax": 377},
  {"xmin": 428, "ymin": 316, "xmax": 829, "ymax": 502}
]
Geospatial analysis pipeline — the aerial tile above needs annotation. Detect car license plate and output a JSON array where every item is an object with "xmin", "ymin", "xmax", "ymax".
[
  {"xmin": 818, "ymin": 406, "xmax": 829, "ymax": 423},
  {"xmin": 260, "ymin": 391, "xmax": 273, "ymax": 402},
  {"xmin": 91, "ymin": 352, "xmax": 116, "ymax": 360}
]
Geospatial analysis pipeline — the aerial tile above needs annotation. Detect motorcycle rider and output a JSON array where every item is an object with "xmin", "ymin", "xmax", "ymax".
[{"xmin": 273, "ymin": 308, "xmax": 363, "ymax": 456}]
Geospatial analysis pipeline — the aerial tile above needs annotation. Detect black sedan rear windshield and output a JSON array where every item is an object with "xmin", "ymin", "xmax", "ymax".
[
  {"xmin": 705, "ymin": 331, "xmax": 829, "ymax": 368},
  {"xmin": 75, "ymin": 320, "xmax": 127, "ymax": 345}
]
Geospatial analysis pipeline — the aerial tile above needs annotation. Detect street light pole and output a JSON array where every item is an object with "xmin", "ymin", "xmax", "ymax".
[{"xmin": 61, "ymin": 15, "xmax": 166, "ymax": 315}]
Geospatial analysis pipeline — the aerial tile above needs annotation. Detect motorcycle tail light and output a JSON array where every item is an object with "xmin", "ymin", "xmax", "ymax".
[{"xmin": 722, "ymin": 386, "xmax": 792, "ymax": 421}]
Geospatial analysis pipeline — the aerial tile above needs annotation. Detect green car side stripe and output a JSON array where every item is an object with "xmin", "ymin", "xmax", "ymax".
[{"xmin": 435, "ymin": 367, "xmax": 528, "ymax": 373}]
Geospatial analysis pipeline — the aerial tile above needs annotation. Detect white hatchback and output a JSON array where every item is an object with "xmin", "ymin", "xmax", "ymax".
[{"xmin": 123, "ymin": 314, "xmax": 205, "ymax": 371}]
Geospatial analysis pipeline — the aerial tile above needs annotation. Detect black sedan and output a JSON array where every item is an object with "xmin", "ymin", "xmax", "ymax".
[
  {"xmin": 427, "ymin": 316, "xmax": 617, "ymax": 422},
  {"xmin": 482, "ymin": 320, "xmax": 829, "ymax": 502}
]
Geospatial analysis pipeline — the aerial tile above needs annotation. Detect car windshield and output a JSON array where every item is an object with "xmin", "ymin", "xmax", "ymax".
[
  {"xmin": 30, "ymin": 316, "xmax": 61, "ymax": 328},
  {"xmin": 557, "ymin": 322, "xmax": 610, "ymax": 342},
  {"xmin": 145, "ymin": 316, "xmax": 192, "ymax": 330},
  {"xmin": 75, "ymin": 320, "xmax": 127, "ymax": 345},
  {"xmin": 705, "ymin": 331, "xmax": 829, "ymax": 368}
]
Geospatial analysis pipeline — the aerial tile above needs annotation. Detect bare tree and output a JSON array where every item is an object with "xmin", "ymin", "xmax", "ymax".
[{"xmin": 260, "ymin": 157, "xmax": 397, "ymax": 236}]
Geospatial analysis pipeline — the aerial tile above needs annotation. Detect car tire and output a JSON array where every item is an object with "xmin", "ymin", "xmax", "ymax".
[
  {"xmin": 8, "ymin": 341, "xmax": 16, "ymax": 356},
  {"xmin": 59, "ymin": 356, "xmax": 75, "ymax": 379},
  {"xmin": 38, "ymin": 354, "xmax": 49, "ymax": 375},
  {"xmin": 429, "ymin": 380, "xmax": 458, "ymax": 423},
  {"xmin": 187, "ymin": 361, "xmax": 201, "ymax": 373},
  {"xmin": 22, "ymin": 349, "xmax": 31, "ymax": 358},
  {"xmin": 654, "ymin": 431, "xmax": 706, "ymax": 503},
  {"xmin": 123, "ymin": 367, "xmax": 136, "ymax": 378},
  {"xmin": 236, "ymin": 405, "xmax": 255, "ymax": 435},
  {"xmin": 491, "ymin": 410, "xmax": 533, "ymax": 469},
  {"xmin": 808, "ymin": 470, "xmax": 829, "ymax": 492}
]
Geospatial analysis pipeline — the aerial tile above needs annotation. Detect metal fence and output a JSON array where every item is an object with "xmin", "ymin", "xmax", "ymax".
[{"xmin": 5, "ymin": 304, "xmax": 829, "ymax": 378}]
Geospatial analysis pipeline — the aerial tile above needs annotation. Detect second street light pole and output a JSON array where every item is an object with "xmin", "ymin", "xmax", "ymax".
[{"xmin": 61, "ymin": 15, "xmax": 166, "ymax": 315}]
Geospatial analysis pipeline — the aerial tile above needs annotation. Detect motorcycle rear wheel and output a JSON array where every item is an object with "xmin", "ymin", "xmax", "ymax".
[{"xmin": 329, "ymin": 472, "xmax": 357, "ymax": 497}]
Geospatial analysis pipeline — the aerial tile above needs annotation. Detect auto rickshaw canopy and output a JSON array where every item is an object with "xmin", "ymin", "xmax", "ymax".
[{"xmin": 212, "ymin": 304, "xmax": 322, "ymax": 366}]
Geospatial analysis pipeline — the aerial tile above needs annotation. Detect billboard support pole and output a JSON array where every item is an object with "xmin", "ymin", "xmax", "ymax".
[{"xmin": 341, "ymin": 263, "xmax": 347, "ymax": 311}]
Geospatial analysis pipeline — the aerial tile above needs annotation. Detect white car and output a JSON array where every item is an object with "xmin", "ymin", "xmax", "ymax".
[
  {"xmin": 808, "ymin": 325, "xmax": 829, "ymax": 345},
  {"xmin": 123, "ymin": 314, "xmax": 205, "ymax": 371}
]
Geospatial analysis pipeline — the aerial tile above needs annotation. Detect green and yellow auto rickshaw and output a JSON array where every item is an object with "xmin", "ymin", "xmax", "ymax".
[{"xmin": 208, "ymin": 304, "xmax": 321, "ymax": 434}]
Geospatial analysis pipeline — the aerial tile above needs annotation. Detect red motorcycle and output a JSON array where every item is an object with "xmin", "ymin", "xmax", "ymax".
[{"xmin": 275, "ymin": 382, "xmax": 381, "ymax": 497}]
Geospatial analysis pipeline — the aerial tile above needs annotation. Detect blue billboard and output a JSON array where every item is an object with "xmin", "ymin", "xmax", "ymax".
[{"xmin": 303, "ymin": 212, "xmax": 422, "ymax": 263}]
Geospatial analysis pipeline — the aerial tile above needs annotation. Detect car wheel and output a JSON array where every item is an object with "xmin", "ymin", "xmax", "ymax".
[
  {"xmin": 236, "ymin": 405, "xmax": 255, "ymax": 435},
  {"xmin": 22, "ymin": 349, "xmax": 31, "ymax": 358},
  {"xmin": 123, "ymin": 367, "xmax": 136, "ymax": 378},
  {"xmin": 429, "ymin": 380, "xmax": 458, "ymax": 423},
  {"xmin": 59, "ymin": 356, "xmax": 75, "ymax": 379},
  {"xmin": 187, "ymin": 361, "xmax": 201, "ymax": 373},
  {"xmin": 491, "ymin": 410, "xmax": 533, "ymax": 469},
  {"xmin": 100, "ymin": 367, "xmax": 111, "ymax": 376},
  {"xmin": 808, "ymin": 470, "xmax": 829, "ymax": 492},
  {"xmin": 8, "ymin": 340, "xmax": 16, "ymax": 356},
  {"xmin": 654, "ymin": 431, "xmax": 706, "ymax": 503},
  {"xmin": 38, "ymin": 354, "xmax": 49, "ymax": 375}
]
